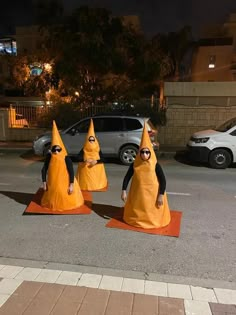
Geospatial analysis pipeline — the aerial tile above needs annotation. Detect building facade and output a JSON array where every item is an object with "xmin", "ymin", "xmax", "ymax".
[{"xmin": 191, "ymin": 13, "xmax": 236, "ymax": 82}]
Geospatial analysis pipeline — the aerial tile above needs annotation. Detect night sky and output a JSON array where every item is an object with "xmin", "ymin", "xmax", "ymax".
[{"xmin": 1, "ymin": 0, "xmax": 236, "ymax": 38}]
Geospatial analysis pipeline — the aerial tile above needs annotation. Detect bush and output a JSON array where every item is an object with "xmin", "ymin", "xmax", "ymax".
[{"xmin": 39, "ymin": 103, "xmax": 83, "ymax": 128}]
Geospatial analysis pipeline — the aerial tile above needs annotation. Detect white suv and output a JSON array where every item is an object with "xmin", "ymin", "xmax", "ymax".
[
  {"xmin": 187, "ymin": 117, "xmax": 236, "ymax": 169},
  {"xmin": 33, "ymin": 115, "xmax": 159, "ymax": 165}
]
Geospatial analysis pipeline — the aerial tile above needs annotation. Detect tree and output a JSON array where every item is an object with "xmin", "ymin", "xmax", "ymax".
[{"xmin": 157, "ymin": 26, "xmax": 193, "ymax": 81}]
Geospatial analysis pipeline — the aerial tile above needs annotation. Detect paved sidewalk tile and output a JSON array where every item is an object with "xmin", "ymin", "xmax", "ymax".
[
  {"xmin": 15, "ymin": 267, "xmax": 42, "ymax": 281},
  {"xmin": 184, "ymin": 299, "xmax": 212, "ymax": 315},
  {"xmin": 214, "ymin": 288, "xmax": 236, "ymax": 304},
  {"xmin": 168, "ymin": 283, "xmax": 192, "ymax": 299},
  {"xmin": 0, "ymin": 266, "xmax": 23, "ymax": 279},
  {"xmin": 77, "ymin": 273, "xmax": 102, "ymax": 288},
  {"xmin": 144, "ymin": 280, "xmax": 168, "ymax": 297},
  {"xmin": 132, "ymin": 293, "xmax": 158, "ymax": 314},
  {"xmin": 50, "ymin": 285, "xmax": 87, "ymax": 315},
  {"xmin": 190, "ymin": 285, "xmax": 217, "ymax": 302},
  {"xmin": 99, "ymin": 275, "xmax": 123, "ymax": 291},
  {"xmin": 0, "ymin": 278, "xmax": 23, "ymax": 295},
  {"xmin": 34, "ymin": 269, "xmax": 62, "ymax": 283},
  {"xmin": 0, "ymin": 267, "xmax": 4, "ymax": 272},
  {"xmin": 159, "ymin": 296, "xmax": 185, "ymax": 315},
  {"xmin": 77, "ymin": 287, "xmax": 110, "ymax": 315},
  {"xmin": 55, "ymin": 271, "xmax": 82, "ymax": 285},
  {"xmin": 0, "ymin": 295, "xmax": 10, "ymax": 308},
  {"xmin": 0, "ymin": 281, "xmax": 43, "ymax": 315},
  {"xmin": 105, "ymin": 291, "xmax": 133, "ymax": 315},
  {"xmin": 121, "ymin": 278, "xmax": 145, "ymax": 294},
  {"xmin": 209, "ymin": 302, "xmax": 236, "ymax": 314}
]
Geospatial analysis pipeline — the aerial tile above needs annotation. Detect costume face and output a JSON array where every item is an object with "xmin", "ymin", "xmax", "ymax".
[
  {"xmin": 88, "ymin": 136, "xmax": 96, "ymax": 144},
  {"xmin": 51, "ymin": 145, "xmax": 62, "ymax": 154},
  {"xmin": 140, "ymin": 147, "xmax": 151, "ymax": 161}
]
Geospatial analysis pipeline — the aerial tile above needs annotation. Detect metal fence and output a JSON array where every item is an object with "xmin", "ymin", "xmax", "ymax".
[{"xmin": 8, "ymin": 97, "xmax": 157, "ymax": 128}]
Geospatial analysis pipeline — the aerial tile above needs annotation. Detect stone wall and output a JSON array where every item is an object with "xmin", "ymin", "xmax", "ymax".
[
  {"xmin": 7, "ymin": 127, "xmax": 47, "ymax": 141},
  {"xmin": 158, "ymin": 104, "xmax": 236, "ymax": 146},
  {"xmin": 0, "ymin": 108, "xmax": 47, "ymax": 142}
]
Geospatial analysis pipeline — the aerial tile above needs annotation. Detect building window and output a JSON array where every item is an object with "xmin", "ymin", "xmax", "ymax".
[
  {"xmin": 0, "ymin": 38, "xmax": 17, "ymax": 55},
  {"xmin": 208, "ymin": 55, "xmax": 216, "ymax": 69}
]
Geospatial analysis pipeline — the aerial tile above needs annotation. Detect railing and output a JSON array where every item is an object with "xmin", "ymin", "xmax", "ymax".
[{"xmin": 8, "ymin": 98, "xmax": 157, "ymax": 128}]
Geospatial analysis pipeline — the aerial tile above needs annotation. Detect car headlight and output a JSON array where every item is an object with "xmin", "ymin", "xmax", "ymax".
[{"xmin": 193, "ymin": 137, "xmax": 209, "ymax": 143}]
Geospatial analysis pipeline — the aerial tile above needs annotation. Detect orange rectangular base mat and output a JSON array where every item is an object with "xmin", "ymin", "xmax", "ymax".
[
  {"xmin": 106, "ymin": 210, "xmax": 182, "ymax": 237},
  {"xmin": 23, "ymin": 189, "xmax": 92, "ymax": 215},
  {"xmin": 82, "ymin": 185, "xmax": 108, "ymax": 192}
]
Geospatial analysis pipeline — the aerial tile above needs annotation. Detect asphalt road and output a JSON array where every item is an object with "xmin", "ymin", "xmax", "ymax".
[{"xmin": 0, "ymin": 149, "xmax": 235, "ymax": 285}]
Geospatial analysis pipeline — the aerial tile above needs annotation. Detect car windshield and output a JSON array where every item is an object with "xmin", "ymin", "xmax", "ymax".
[{"xmin": 215, "ymin": 117, "xmax": 236, "ymax": 132}]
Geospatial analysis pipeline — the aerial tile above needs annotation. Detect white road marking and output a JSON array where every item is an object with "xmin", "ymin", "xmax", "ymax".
[
  {"xmin": 167, "ymin": 192, "xmax": 191, "ymax": 196},
  {"xmin": 0, "ymin": 183, "xmax": 11, "ymax": 186}
]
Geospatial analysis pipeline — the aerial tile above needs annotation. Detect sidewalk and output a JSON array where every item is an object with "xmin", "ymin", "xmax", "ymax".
[
  {"xmin": 0, "ymin": 142, "xmax": 32, "ymax": 149},
  {"xmin": 0, "ymin": 261, "xmax": 235, "ymax": 315},
  {"xmin": 0, "ymin": 141, "xmax": 186, "ymax": 157}
]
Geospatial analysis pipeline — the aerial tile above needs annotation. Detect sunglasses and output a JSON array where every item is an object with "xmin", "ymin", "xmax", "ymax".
[
  {"xmin": 140, "ymin": 150, "xmax": 150, "ymax": 155},
  {"xmin": 51, "ymin": 148, "xmax": 62, "ymax": 153}
]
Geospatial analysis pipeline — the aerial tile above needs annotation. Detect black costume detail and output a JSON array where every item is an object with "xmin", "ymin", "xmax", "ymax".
[
  {"xmin": 41, "ymin": 154, "xmax": 74, "ymax": 183},
  {"xmin": 122, "ymin": 162, "xmax": 166, "ymax": 194}
]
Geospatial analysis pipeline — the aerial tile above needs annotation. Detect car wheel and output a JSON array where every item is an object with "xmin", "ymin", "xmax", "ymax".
[
  {"xmin": 43, "ymin": 143, "xmax": 51, "ymax": 156},
  {"xmin": 209, "ymin": 149, "xmax": 232, "ymax": 169},
  {"xmin": 119, "ymin": 145, "xmax": 138, "ymax": 166}
]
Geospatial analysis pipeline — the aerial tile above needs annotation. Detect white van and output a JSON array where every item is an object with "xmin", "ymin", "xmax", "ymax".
[{"xmin": 187, "ymin": 117, "xmax": 236, "ymax": 169}]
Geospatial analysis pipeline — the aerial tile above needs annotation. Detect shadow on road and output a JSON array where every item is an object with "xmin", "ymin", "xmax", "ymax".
[
  {"xmin": 174, "ymin": 149, "xmax": 236, "ymax": 169},
  {"xmin": 174, "ymin": 150, "xmax": 209, "ymax": 168},
  {"xmin": 92, "ymin": 203, "xmax": 123, "ymax": 220},
  {"xmin": 0, "ymin": 190, "xmax": 34, "ymax": 206},
  {"xmin": 20, "ymin": 149, "xmax": 44, "ymax": 162}
]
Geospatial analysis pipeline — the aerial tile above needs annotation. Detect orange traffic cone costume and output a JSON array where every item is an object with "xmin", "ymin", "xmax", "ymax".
[
  {"xmin": 41, "ymin": 120, "xmax": 84, "ymax": 211},
  {"xmin": 123, "ymin": 123, "xmax": 171, "ymax": 229},
  {"xmin": 76, "ymin": 119, "xmax": 108, "ymax": 191}
]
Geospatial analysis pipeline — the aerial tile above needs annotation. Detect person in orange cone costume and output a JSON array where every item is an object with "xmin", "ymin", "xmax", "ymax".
[
  {"xmin": 41, "ymin": 120, "xmax": 84, "ymax": 211},
  {"xmin": 76, "ymin": 119, "xmax": 108, "ymax": 191},
  {"xmin": 121, "ymin": 122, "xmax": 171, "ymax": 229}
]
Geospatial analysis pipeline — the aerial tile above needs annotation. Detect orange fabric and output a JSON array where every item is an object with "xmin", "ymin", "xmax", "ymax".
[
  {"xmin": 77, "ymin": 163, "xmax": 108, "ymax": 191},
  {"xmin": 24, "ymin": 189, "xmax": 92, "ymax": 215},
  {"xmin": 83, "ymin": 119, "xmax": 100, "ymax": 161},
  {"xmin": 51, "ymin": 120, "xmax": 68, "ymax": 156},
  {"xmin": 123, "ymin": 123, "xmax": 171, "ymax": 229},
  {"xmin": 41, "ymin": 121, "xmax": 84, "ymax": 211},
  {"xmin": 41, "ymin": 154, "xmax": 84, "ymax": 211},
  {"xmin": 76, "ymin": 119, "xmax": 108, "ymax": 191},
  {"xmin": 106, "ymin": 210, "xmax": 182, "ymax": 237}
]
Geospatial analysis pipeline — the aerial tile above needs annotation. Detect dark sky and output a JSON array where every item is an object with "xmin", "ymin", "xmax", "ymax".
[{"xmin": 1, "ymin": 0, "xmax": 236, "ymax": 38}]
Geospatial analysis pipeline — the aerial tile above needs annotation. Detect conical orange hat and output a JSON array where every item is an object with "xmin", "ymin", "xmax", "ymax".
[
  {"xmin": 83, "ymin": 119, "xmax": 100, "ymax": 153},
  {"xmin": 51, "ymin": 120, "xmax": 68, "ymax": 156},
  {"xmin": 134, "ymin": 121, "xmax": 157, "ymax": 167}
]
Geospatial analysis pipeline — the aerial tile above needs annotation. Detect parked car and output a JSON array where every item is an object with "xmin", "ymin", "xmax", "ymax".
[
  {"xmin": 187, "ymin": 117, "xmax": 236, "ymax": 169},
  {"xmin": 33, "ymin": 114, "xmax": 159, "ymax": 165}
]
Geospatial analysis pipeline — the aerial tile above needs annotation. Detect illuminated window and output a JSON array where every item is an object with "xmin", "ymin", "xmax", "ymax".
[
  {"xmin": 0, "ymin": 38, "xmax": 17, "ymax": 55},
  {"xmin": 208, "ymin": 55, "xmax": 216, "ymax": 69}
]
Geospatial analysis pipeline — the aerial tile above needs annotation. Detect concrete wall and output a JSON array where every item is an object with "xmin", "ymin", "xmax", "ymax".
[
  {"xmin": 158, "ymin": 82, "xmax": 236, "ymax": 147},
  {"xmin": 7, "ymin": 127, "xmax": 47, "ymax": 141},
  {"xmin": 0, "ymin": 108, "xmax": 46, "ymax": 141},
  {"xmin": 164, "ymin": 81, "xmax": 236, "ymax": 97},
  {"xmin": 158, "ymin": 104, "xmax": 236, "ymax": 146}
]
